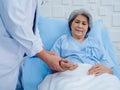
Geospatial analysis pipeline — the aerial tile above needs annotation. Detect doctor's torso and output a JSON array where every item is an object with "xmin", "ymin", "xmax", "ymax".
[{"xmin": 0, "ymin": 0, "xmax": 39, "ymax": 67}]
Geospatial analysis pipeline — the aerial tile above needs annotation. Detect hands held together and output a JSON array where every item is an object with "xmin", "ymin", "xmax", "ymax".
[{"xmin": 45, "ymin": 51, "xmax": 78, "ymax": 72}]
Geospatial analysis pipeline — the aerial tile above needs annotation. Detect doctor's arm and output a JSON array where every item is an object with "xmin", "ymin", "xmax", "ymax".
[{"xmin": 0, "ymin": 0, "xmax": 64, "ymax": 72}]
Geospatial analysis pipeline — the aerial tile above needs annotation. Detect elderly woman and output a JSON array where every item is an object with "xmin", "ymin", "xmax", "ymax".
[{"xmin": 38, "ymin": 9, "xmax": 120, "ymax": 90}]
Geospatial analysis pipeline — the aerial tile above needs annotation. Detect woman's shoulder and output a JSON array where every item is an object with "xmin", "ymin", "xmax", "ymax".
[
  {"xmin": 54, "ymin": 34, "xmax": 71, "ymax": 47},
  {"xmin": 58, "ymin": 34, "xmax": 71, "ymax": 40}
]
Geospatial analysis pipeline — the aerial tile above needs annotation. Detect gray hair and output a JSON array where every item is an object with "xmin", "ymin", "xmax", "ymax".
[{"xmin": 68, "ymin": 9, "xmax": 93, "ymax": 34}]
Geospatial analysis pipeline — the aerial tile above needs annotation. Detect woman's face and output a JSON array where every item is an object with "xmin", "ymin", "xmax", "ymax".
[{"xmin": 71, "ymin": 14, "xmax": 89, "ymax": 39}]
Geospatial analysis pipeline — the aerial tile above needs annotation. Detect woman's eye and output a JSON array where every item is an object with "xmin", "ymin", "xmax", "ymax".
[
  {"xmin": 75, "ymin": 21, "xmax": 79, "ymax": 23},
  {"xmin": 83, "ymin": 23, "xmax": 87, "ymax": 25}
]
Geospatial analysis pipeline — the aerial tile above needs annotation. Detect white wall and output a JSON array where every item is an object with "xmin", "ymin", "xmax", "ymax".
[{"xmin": 39, "ymin": 0, "xmax": 120, "ymax": 65}]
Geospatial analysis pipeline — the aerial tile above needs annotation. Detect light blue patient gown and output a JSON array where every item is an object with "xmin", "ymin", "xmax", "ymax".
[
  {"xmin": 51, "ymin": 34, "xmax": 114, "ymax": 69},
  {"xmin": 0, "ymin": 0, "xmax": 43, "ymax": 90}
]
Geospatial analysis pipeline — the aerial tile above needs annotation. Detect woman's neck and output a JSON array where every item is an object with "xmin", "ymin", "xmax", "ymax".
[{"xmin": 72, "ymin": 35, "xmax": 85, "ymax": 43}]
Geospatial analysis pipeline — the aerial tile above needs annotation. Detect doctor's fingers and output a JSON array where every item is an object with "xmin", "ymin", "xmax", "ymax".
[
  {"xmin": 60, "ymin": 61, "xmax": 71, "ymax": 68},
  {"xmin": 51, "ymin": 59, "xmax": 69, "ymax": 72},
  {"xmin": 49, "ymin": 61, "xmax": 64, "ymax": 72},
  {"xmin": 52, "ymin": 65, "xmax": 64, "ymax": 72},
  {"xmin": 60, "ymin": 61, "xmax": 71, "ymax": 70}
]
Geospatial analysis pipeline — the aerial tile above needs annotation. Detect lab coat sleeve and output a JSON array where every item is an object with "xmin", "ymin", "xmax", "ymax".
[{"xmin": 0, "ymin": 0, "xmax": 43, "ymax": 57}]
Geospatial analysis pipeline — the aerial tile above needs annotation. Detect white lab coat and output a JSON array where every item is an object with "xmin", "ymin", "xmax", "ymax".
[{"xmin": 0, "ymin": 0, "xmax": 43, "ymax": 90}]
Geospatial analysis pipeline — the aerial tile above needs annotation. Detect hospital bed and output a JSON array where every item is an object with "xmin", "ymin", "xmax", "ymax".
[{"xmin": 23, "ymin": 16, "xmax": 120, "ymax": 90}]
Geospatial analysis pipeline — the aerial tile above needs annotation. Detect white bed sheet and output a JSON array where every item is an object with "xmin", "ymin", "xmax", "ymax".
[{"xmin": 38, "ymin": 64, "xmax": 120, "ymax": 90}]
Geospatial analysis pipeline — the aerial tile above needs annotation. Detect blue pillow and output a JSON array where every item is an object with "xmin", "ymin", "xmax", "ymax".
[
  {"xmin": 38, "ymin": 17, "xmax": 70, "ymax": 51},
  {"xmin": 88, "ymin": 20, "xmax": 103, "ymax": 45}
]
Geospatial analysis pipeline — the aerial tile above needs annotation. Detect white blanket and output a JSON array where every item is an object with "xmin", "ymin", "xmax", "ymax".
[{"xmin": 38, "ymin": 64, "xmax": 120, "ymax": 90}]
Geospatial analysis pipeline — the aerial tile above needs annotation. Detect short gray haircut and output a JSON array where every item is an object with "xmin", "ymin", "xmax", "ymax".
[{"xmin": 68, "ymin": 9, "xmax": 93, "ymax": 34}]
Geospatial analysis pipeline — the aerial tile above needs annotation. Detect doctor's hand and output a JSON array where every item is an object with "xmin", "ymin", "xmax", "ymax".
[
  {"xmin": 88, "ymin": 64, "xmax": 113, "ymax": 76},
  {"xmin": 37, "ymin": 49, "xmax": 65, "ymax": 72},
  {"xmin": 59, "ymin": 59, "xmax": 78, "ymax": 71},
  {"xmin": 47, "ymin": 51, "xmax": 57, "ymax": 55}
]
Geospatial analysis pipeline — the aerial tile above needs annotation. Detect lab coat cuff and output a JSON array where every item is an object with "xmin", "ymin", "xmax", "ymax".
[{"xmin": 27, "ymin": 40, "xmax": 43, "ymax": 57}]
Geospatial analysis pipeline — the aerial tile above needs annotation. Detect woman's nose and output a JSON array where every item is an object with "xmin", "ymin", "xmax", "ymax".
[{"xmin": 78, "ymin": 23, "xmax": 82, "ymax": 28}]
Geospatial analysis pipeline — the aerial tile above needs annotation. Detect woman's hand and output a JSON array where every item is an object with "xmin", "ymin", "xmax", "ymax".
[
  {"xmin": 59, "ymin": 59, "xmax": 78, "ymax": 71},
  {"xmin": 88, "ymin": 64, "xmax": 113, "ymax": 76}
]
